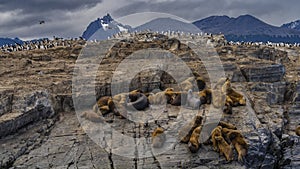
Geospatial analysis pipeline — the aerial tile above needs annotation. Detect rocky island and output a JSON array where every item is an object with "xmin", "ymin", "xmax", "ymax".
[{"xmin": 0, "ymin": 32, "xmax": 299, "ymax": 169}]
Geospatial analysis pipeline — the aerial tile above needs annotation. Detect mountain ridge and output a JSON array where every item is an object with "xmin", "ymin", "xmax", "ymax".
[
  {"xmin": 193, "ymin": 14, "xmax": 300, "ymax": 42},
  {"xmin": 0, "ymin": 37, "xmax": 23, "ymax": 46},
  {"xmin": 281, "ymin": 20, "xmax": 300, "ymax": 31}
]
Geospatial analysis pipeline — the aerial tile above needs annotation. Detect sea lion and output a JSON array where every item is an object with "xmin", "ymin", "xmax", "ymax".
[
  {"xmin": 111, "ymin": 93, "xmax": 129, "ymax": 118},
  {"xmin": 196, "ymin": 77, "xmax": 206, "ymax": 91},
  {"xmin": 215, "ymin": 136, "xmax": 234, "ymax": 161},
  {"xmin": 148, "ymin": 88, "xmax": 175, "ymax": 105},
  {"xmin": 127, "ymin": 93, "xmax": 149, "ymax": 111},
  {"xmin": 222, "ymin": 128, "xmax": 248, "ymax": 162},
  {"xmin": 112, "ymin": 93, "xmax": 128, "ymax": 105},
  {"xmin": 222, "ymin": 79, "xmax": 246, "ymax": 106},
  {"xmin": 210, "ymin": 126, "xmax": 223, "ymax": 152},
  {"xmin": 223, "ymin": 101, "xmax": 233, "ymax": 114},
  {"xmin": 80, "ymin": 111, "xmax": 104, "ymax": 123},
  {"xmin": 93, "ymin": 96, "xmax": 114, "ymax": 115},
  {"xmin": 226, "ymin": 95, "xmax": 234, "ymax": 106},
  {"xmin": 295, "ymin": 125, "xmax": 300, "ymax": 136},
  {"xmin": 179, "ymin": 115, "xmax": 203, "ymax": 143},
  {"xmin": 218, "ymin": 121, "xmax": 237, "ymax": 130},
  {"xmin": 188, "ymin": 126, "xmax": 202, "ymax": 153},
  {"xmin": 186, "ymin": 89, "xmax": 200, "ymax": 109},
  {"xmin": 165, "ymin": 88, "xmax": 176, "ymax": 104},
  {"xmin": 199, "ymin": 88, "xmax": 212, "ymax": 104},
  {"xmin": 152, "ymin": 127, "xmax": 166, "ymax": 148},
  {"xmin": 129, "ymin": 90, "xmax": 141, "ymax": 102},
  {"xmin": 170, "ymin": 92, "xmax": 187, "ymax": 106},
  {"xmin": 181, "ymin": 76, "xmax": 206, "ymax": 92}
]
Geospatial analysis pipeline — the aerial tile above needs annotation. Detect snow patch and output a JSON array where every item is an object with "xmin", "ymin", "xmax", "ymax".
[
  {"xmin": 117, "ymin": 25, "xmax": 128, "ymax": 32},
  {"xmin": 290, "ymin": 21, "xmax": 300, "ymax": 29}
]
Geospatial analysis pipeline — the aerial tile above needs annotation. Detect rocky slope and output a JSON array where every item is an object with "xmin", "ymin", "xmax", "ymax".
[{"xmin": 0, "ymin": 32, "xmax": 299, "ymax": 169}]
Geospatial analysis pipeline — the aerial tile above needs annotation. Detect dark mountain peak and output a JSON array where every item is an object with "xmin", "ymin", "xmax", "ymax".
[
  {"xmin": 82, "ymin": 13, "xmax": 132, "ymax": 40},
  {"xmin": 206, "ymin": 15, "xmax": 230, "ymax": 20},
  {"xmin": 194, "ymin": 15, "xmax": 230, "ymax": 23},
  {"xmin": 234, "ymin": 14, "xmax": 264, "ymax": 24},
  {"xmin": 102, "ymin": 13, "xmax": 113, "ymax": 23},
  {"xmin": 82, "ymin": 13, "xmax": 115, "ymax": 40},
  {"xmin": 281, "ymin": 20, "xmax": 300, "ymax": 31},
  {"xmin": 193, "ymin": 15, "xmax": 232, "ymax": 32}
]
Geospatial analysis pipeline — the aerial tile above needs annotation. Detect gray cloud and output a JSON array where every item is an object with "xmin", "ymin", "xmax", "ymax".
[
  {"xmin": 113, "ymin": 0, "xmax": 300, "ymax": 26},
  {"xmin": 0, "ymin": 0, "xmax": 108, "ymax": 39},
  {"xmin": 0, "ymin": 0, "xmax": 101, "ymax": 13},
  {"xmin": 0, "ymin": 0, "xmax": 299, "ymax": 39}
]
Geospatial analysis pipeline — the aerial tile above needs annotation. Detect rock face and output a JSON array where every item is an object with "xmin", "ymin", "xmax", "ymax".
[
  {"xmin": 0, "ymin": 91, "xmax": 54, "ymax": 138},
  {"xmin": 0, "ymin": 88, "xmax": 13, "ymax": 116},
  {"xmin": 240, "ymin": 64, "xmax": 285, "ymax": 82},
  {"xmin": 0, "ymin": 33, "xmax": 300, "ymax": 168}
]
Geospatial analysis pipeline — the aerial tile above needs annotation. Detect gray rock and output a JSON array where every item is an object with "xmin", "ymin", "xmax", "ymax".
[
  {"xmin": 240, "ymin": 64, "xmax": 285, "ymax": 82},
  {"xmin": 0, "ymin": 91, "xmax": 55, "ymax": 138},
  {"xmin": 0, "ymin": 88, "xmax": 14, "ymax": 116}
]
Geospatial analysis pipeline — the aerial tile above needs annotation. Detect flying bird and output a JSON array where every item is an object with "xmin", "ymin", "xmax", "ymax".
[{"xmin": 39, "ymin": 21, "xmax": 45, "ymax": 24}]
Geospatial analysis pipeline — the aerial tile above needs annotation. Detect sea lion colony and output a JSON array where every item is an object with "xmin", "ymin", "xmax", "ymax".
[{"xmin": 80, "ymin": 75, "xmax": 248, "ymax": 162}]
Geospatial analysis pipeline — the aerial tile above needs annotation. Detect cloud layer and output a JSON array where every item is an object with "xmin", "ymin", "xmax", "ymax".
[{"xmin": 0, "ymin": 0, "xmax": 299, "ymax": 39}]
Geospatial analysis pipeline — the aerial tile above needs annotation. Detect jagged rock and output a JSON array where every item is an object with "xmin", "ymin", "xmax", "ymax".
[
  {"xmin": 279, "ymin": 135, "xmax": 300, "ymax": 168},
  {"xmin": 292, "ymin": 81, "xmax": 300, "ymax": 103},
  {"xmin": 240, "ymin": 64, "xmax": 285, "ymax": 82},
  {"xmin": 231, "ymin": 70, "xmax": 246, "ymax": 82},
  {"xmin": 251, "ymin": 47, "xmax": 289, "ymax": 63},
  {"xmin": 250, "ymin": 82, "xmax": 287, "ymax": 105},
  {"xmin": 245, "ymin": 128, "xmax": 273, "ymax": 168},
  {"xmin": 0, "ymin": 91, "xmax": 55, "ymax": 138},
  {"xmin": 0, "ymin": 88, "xmax": 13, "ymax": 116}
]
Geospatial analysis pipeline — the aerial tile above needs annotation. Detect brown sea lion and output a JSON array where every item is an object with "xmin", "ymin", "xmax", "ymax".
[
  {"xmin": 152, "ymin": 127, "xmax": 166, "ymax": 148},
  {"xmin": 222, "ymin": 128, "xmax": 248, "ymax": 162},
  {"xmin": 93, "ymin": 96, "xmax": 114, "ymax": 115},
  {"xmin": 199, "ymin": 88, "xmax": 212, "ymax": 104},
  {"xmin": 127, "ymin": 93, "xmax": 149, "ymax": 111},
  {"xmin": 222, "ymin": 79, "xmax": 246, "ymax": 106},
  {"xmin": 210, "ymin": 126, "xmax": 223, "ymax": 152},
  {"xmin": 196, "ymin": 77, "xmax": 206, "ymax": 91},
  {"xmin": 218, "ymin": 121, "xmax": 237, "ymax": 130},
  {"xmin": 188, "ymin": 126, "xmax": 202, "ymax": 153},
  {"xmin": 179, "ymin": 115, "xmax": 203, "ymax": 143},
  {"xmin": 215, "ymin": 136, "xmax": 234, "ymax": 161},
  {"xmin": 148, "ymin": 88, "xmax": 175, "ymax": 105},
  {"xmin": 296, "ymin": 125, "xmax": 300, "ymax": 136},
  {"xmin": 80, "ymin": 111, "xmax": 104, "ymax": 123},
  {"xmin": 170, "ymin": 92, "xmax": 187, "ymax": 106}
]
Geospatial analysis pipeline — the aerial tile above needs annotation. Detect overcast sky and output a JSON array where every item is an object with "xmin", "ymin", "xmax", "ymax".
[{"xmin": 0, "ymin": 0, "xmax": 299, "ymax": 40}]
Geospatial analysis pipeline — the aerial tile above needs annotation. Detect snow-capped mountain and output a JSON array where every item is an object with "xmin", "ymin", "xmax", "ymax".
[
  {"xmin": 281, "ymin": 20, "xmax": 300, "ymax": 31},
  {"xmin": 81, "ymin": 14, "xmax": 132, "ymax": 40}
]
